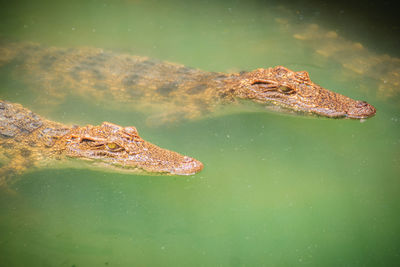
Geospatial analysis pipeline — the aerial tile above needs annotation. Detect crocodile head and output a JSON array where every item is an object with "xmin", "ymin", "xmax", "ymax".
[
  {"xmin": 62, "ymin": 122, "xmax": 203, "ymax": 175},
  {"xmin": 235, "ymin": 66, "xmax": 376, "ymax": 119}
]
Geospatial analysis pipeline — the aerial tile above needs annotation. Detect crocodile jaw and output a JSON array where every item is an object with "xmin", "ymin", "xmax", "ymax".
[{"xmin": 61, "ymin": 122, "xmax": 203, "ymax": 176}]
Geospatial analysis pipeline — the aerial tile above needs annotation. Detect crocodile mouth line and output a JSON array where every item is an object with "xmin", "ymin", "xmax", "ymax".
[{"xmin": 258, "ymin": 97, "xmax": 376, "ymax": 119}]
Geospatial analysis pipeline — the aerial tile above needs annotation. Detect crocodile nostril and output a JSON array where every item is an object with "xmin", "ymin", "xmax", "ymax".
[
  {"xmin": 355, "ymin": 101, "xmax": 368, "ymax": 108},
  {"xmin": 347, "ymin": 100, "xmax": 376, "ymax": 118},
  {"xmin": 183, "ymin": 156, "xmax": 194, "ymax": 163}
]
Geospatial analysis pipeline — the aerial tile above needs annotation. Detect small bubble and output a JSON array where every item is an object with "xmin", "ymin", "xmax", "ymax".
[{"xmin": 72, "ymin": 27, "xmax": 76, "ymax": 31}]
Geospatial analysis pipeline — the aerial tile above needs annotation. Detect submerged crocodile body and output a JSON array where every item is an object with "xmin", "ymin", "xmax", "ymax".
[
  {"xmin": 0, "ymin": 100, "xmax": 203, "ymax": 187},
  {"xmin": 0, "ymin": 41, "xmax": 376, "ymax": 122}
]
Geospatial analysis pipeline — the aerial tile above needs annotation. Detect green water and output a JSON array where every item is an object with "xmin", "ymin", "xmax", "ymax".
[{"xmin": 1, "ymin": 0, "xmax": 400, "ymax": 266}]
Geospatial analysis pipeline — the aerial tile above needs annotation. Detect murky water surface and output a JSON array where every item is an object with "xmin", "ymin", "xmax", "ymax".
[{"xmin": 1, "ymin": 0, "xmax": 399, "ymax": 266}]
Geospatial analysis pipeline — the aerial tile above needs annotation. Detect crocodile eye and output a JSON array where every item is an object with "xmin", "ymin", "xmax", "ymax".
[
  {"xmin": 106, "ymin": 143, "xmax": 117, "ymax": 149},
  {"xmin": 106, "ymin": 142, "xmax": 124, "ymax": 151},
  {"xmin": 278, "ymin": 86, "xmax": 295, "ymax": 94}
]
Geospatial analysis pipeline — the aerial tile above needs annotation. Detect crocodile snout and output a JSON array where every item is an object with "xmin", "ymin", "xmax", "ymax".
[
  {"xmin": 171, "ymin": 156, "xmax": 204, "ymax": 175},
  {"xmin": 347, "ymin": 100, "xmax": 376, "ymax": 119}
]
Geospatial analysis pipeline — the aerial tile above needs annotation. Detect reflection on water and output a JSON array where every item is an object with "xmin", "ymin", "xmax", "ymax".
[
  {"xmin": 276, "ymin": 14, "xmax": 400, "ymax": 102},
  {"xmin": 1, "ymin": 0, "xmax": 400, "ymax": 266}
]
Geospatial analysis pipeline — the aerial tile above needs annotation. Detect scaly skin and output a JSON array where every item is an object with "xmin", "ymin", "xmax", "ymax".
[
  {"xmin": 0, "ymin": 41, "xmax": 376, "ymax": 121},
  {"xmin": 0, "ymin": 100, "xmax": 203, "ymax": 187},
  {"xmin": 232, "ymin": 66, "xmax": 376, "ymax": 118}
]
